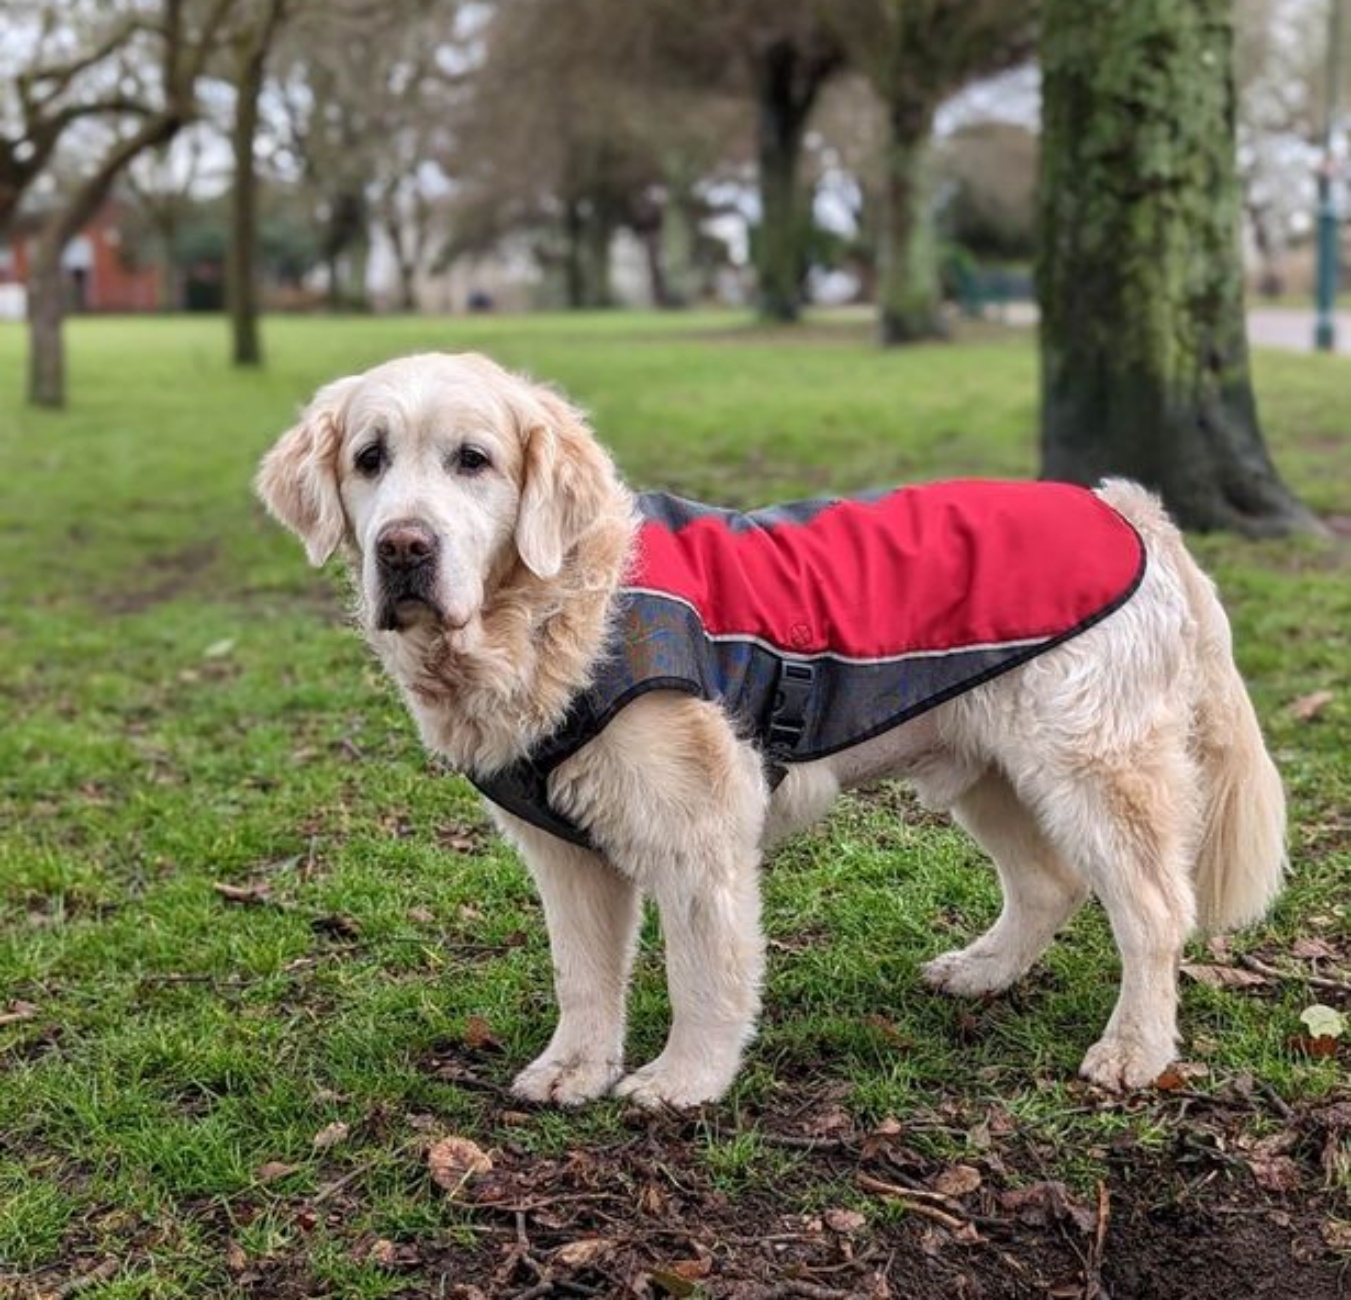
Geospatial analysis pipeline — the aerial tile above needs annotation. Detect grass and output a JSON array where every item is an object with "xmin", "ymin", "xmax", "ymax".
[{"xmin": 0, "ymin": 311, "xmax": 1348, "ymax": 1296}]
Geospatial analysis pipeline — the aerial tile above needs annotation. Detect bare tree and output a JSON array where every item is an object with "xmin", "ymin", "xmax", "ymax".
[
  {"xmin": 225, "ymin": 0, "xmax": 290, "ymax": 365},
  {"xmin": 12, "ymin": 0, "xmax": 237, "ymax": 407}
]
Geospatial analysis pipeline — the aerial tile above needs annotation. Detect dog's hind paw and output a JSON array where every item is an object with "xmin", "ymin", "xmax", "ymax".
[
  {"xmin": 920, "ymin": 947, "xmax": 1022, "ymax": 997},
  {"xmin": 1079, "ymin": 1035, "xmax": 1174, "ymax": 1091},
  {"xmin": 511, "ymin": 1052, "xmax": 623, "ymax": 1107}
]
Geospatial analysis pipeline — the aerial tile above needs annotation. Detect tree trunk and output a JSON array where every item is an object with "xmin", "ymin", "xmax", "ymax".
[
  {"xmin": 1039, "ymin": 0, "xmax": 1319, "ymax": 536},
  {"xmin": 751, "ymin": 38, "xmax": 840, "ymax": 323},
  {"xmin": 27, "ymin": 232, "xmax": 66, "ymax": 409},
  {"xmin": 25, "ymin": 111, "xmax": 183, "ymax": 406},
  {"xmin": 580, "ymin": 205, "xmax": 613, "ymax": 308},
  {"xmin": 877, "ymin": 100, "xmax": 945, "ymax": 345},
  {"xmin": 227, "ymin": 32, "xmax": 267, "ymax": 366},
  {"xmin": 562, "ymin": 200, "xmax": 585, "ymax": 309},
  {"xmin": 753, "ymin": 46, "xmax": 811, "ymax": 323}
]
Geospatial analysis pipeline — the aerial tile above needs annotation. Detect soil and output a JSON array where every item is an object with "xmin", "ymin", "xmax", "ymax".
[{"xmin": 212, "ymin": 1053, "xmax": 1351, "ymax": 1300}]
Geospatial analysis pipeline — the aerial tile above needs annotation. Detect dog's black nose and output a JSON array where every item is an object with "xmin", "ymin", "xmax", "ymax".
[{"xmin": 376, "ymin": 521, "xmax": 438, "ymax": 570}]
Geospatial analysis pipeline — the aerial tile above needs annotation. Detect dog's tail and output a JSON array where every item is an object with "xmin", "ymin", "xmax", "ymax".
[
  {"xmin": 1102, "ymin": 481, "xmax": 1287, "ymax": 932},
  {"xmin": 1185, "ymin": 558, "xmax": 1287, "ymax": 932}
]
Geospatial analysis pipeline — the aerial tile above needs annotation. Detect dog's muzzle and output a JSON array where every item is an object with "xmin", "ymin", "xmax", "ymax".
[{"xmin": 374, "ymin": 520, "xmax": 442, "ymax": 630}]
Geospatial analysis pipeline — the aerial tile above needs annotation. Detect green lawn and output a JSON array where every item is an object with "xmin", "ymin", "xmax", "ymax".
[{"xmin": 0, "ymin": 313, "xmax": 1348, "ymax": 1297}]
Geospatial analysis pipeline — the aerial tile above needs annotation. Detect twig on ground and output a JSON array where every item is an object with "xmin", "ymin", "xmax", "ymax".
[
  {"xmin": 1239, "ymin": 952, "xmax": 1351, "ymax": 994},
  {"xmin": 856, "ymin": 1173, "xmax": 981, "ymax": 1238}
]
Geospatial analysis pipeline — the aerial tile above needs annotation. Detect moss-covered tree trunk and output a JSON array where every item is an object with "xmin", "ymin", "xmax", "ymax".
[
  {"xmin": 1039, "ymin": 0, "xmax": 1320, "ymax": 536},
  {"xmin": 877, "ymin": 100, "xmax": 944, "ymax": 344}
]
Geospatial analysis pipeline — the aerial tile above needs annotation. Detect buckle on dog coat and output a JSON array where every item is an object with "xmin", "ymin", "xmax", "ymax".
[{"xmin": 768, "ymin": 661, "xmax": 815, "ymax": 756}]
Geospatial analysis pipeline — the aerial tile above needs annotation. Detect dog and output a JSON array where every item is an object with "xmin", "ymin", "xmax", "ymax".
[{"xmin": 255, "ymin": 351, "xmax": 1286, "ymax": 1108}]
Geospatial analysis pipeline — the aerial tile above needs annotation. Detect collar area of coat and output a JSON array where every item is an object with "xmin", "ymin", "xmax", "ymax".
[{"xmin": 469, "ymin": 479, "xmax": 1147, "ymax": 848}]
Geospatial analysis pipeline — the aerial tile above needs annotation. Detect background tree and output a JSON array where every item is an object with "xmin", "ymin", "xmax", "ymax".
[
  {"xmin": 829, "ymin": 0, "xmax": 1037, "ymax": 344},
  {"xmin": 14, "ymin": 0, "xmax": 236, "ymax": 407},
  {"xmin": 225, "ymin": 0, "xmax": 291, "ymax": 365},
  {"xmin": 1039, "ymin": 0, "xmax": 1320, "ymax": 535}
]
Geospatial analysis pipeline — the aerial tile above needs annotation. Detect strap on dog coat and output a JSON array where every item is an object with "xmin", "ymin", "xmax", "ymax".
[{"xmin": 469, "ymin": 481, "xmax": 1146, "ymax": 849}]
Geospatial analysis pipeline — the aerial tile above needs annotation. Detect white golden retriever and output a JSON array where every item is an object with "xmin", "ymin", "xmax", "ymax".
[{"xmin": 256, "ymin": 352, "xmax": 1286, "ymax": 1108}]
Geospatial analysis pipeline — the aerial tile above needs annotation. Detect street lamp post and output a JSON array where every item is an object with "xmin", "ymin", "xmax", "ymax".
[{"xmin": 1315, "ymin": 0, "xmax": 1343, "ymax": 352}]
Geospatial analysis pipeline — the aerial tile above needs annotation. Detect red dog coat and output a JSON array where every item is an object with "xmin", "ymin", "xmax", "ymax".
[{"xmin": 470, "ymin": 481, "xmax": 1146, "ymax": 846}]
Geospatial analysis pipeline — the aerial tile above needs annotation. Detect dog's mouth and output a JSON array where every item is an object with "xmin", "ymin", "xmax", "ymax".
[{"xmin": 376, "ymin": 592, "xmax": 445, "ymax": 632}]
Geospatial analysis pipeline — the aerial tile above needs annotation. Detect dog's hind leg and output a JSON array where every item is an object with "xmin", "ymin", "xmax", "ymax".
[
  {"xmin": 1018, "ymin": 728, "xmax": 1199, "ymax": 1090},
  {"xmin": 922, "ymin": 767, "xmax": 1088, "ymax": 996}
]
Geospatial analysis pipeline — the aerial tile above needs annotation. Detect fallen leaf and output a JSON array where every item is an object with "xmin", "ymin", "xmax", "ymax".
[
  {"xmin": 428, "ymin": 1135, "xmax": 493, "ymax": 1196},
  {"xmin": 931, "ymin": 1164, "xmax": 982, "ymax": 1198},
  {"xmin": 669, "ymin": 1255, "xmax": 713, "ymax": 1281},
  {"xmin": 648, "ymin": 1270, "xmax": 697, "ymax": 1298},
  {"xmin": 212, "ymin": 881, "xmax": 272, "ymax": 906},
  {"xmin": 408, "ymin": 906, "xmax": 435, "ymax": 925},
  {"xmin": 203, "ymin": 638, "xmax": 237, "ymax": 659},
  {"xmin": 463, "ymin": 1015, "xmax": 503, "ymax": 1053},
  {"xmin": 1292, "ymin": 937, "xmax": 1340, "ymax": 961},
  {"xmin": 554, "ymin": 1238, "xmax": 615, "ymax": 1268},
  {"xmin": 1290, "ymin": 689, "xmax": 1334, "ymax": 721},
  {"xmin": 1301, "ymin": 1004, "xmax": 1347, "ymax": 1040},
  {"xmin": 1248, "ymin": 1154, "xmax": 1302, "ymax": 1193},
  {"xmin": 998, "ymin": 1181, "xmax": 1094, "ymax": 1233},
  {"xmin": 364, "ymin": 1238, "xmax": 398, "ymax": 1266},
  {"xmin": 294, "ymin": 1207, "xmax": 318, "ymax": 1232},
  {"xmin": 823, "ymin": 1207, "xmax": 867, "ymax": 1233},
  {"xmin": 1180, "ymin": 963, "xmax": 1268, "ymax": 990},
  {"xmin": 255, "ymin": 1161, "xmax": 299, "ymax": 1183},
  {"xmin": 805, "ymin": 1104, "xmax": 852, "ymax": 1137},
  {"xmin": 225, "ymin": 1240, "xmax": 248, "ymax": 1272},
  {"xmin": 311, "ymin": 913, "xmax": 361, "ymax": 941},
  {"xmin": 312, "ymin": 1121, "xmax": 350, "ymax": 1152},
  {"xmin": 0, "ymin": 1000, "xmax": 39, "ymax": 1026},
  {"xmin": 1290, "ymin": 1033, "xmax": 1340, "ymax": 1059},
  {"xmin": 1322, "ymin": 1220, "xmax": 1351, "ymax": 1250}
]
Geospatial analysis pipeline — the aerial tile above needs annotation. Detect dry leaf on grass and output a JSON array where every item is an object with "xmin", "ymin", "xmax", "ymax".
[
  {"xmin": 0, "ymin": 1000, "xmax": 39, "ymax": 1026},
  {"xmin": 1292, "ymin": 937, "xmax": 1341, "ymax": 961},
  {"xmin": 931, "ymin": 1164, "xmax": 983, "ymax": 1198},
  {"xmin": 311, "ymin": 1121, "xmax": 350, "ymax": 1152},
  {"xmin": 823, "ymin": 1207, "xmax": 867, "ymax": 1233},
  {"xmin": 462, "ymin": 1015, "xmax": 503, "ymax": 1052},
  {"xmin": 1180, "ymin": 963, "xmax": 1268, "ymax": 990},
  {"xmin": 553, "ymin": 1238, "xmax": 616, "ymax": 1268},
  {"xmin": 1289, "ymin": 690, "xmax": 1334, "ymax": 721},
  {"xmin": 212, "ymin": 881, "xmax": 272, "ymax": 906},
  {"xmin": 428, "ymin": 1135, "xmax": 493, "ymax": 1196},
  {"xmin": 255, "ymin": 1161, "xmax": 299, "ymax": 1183}
]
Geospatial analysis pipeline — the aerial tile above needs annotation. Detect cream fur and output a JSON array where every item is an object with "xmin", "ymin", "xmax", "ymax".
[{"xmin": 256, "ymin": 356, "xmax": 1288, "ymax": 1106}]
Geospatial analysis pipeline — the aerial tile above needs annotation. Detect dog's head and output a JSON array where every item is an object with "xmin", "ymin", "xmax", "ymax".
[{"xmin": 255, "ymin": 352, "xmax": 613, "ymax": 636}]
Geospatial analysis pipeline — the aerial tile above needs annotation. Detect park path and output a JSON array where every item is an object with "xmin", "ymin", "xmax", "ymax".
[{"xmin": 1247, "ymin": 307, "xmax": 1351, "ymax": 356}]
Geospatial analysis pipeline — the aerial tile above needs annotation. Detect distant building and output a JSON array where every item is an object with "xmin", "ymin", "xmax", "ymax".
[{"xmin": 0, "ymin": 200, "xmax": 163, "ymax": 315}]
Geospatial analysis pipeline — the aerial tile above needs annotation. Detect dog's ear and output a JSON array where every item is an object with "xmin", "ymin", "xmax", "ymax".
[
  {"xmin": 514, "ymin": 385, "xmax": 613, "ymax": 579},
  {"xmin": 255, "ymin": 377, "xmax": 358, "ymax": 566}
]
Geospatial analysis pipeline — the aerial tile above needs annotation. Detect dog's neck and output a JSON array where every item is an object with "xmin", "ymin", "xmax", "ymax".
[{"xmin": 372, "ymin": 492, "xmax": 638, "ymax": 776}]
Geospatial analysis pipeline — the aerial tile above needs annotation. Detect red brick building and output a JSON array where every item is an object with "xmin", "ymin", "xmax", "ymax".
[{"xmin": 0, "ymin": 200, "xmax": 163, "ymax": 312}]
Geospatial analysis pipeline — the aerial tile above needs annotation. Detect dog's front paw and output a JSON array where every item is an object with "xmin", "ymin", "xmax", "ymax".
[
  {"xmin": 613, "ymin": 1055, "xmax": 734, "ymax": 1110},
  {"xmin": 511, "ymin": 1051, "xmax": 624, "ymax": 1107},
  {"xmin": 1079, "ymin": 1034, "xmax": 1174, "ymax": 1091},
  {"xmin": 921, "ymin": 947, "xmax": 1021, "ymax": 997}
]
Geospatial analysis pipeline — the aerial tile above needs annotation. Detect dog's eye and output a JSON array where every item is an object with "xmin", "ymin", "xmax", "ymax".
[
  {"xmin": 455, "ymin": 444, "xmax": 491, "ymax": 475},
  {"xmin": 354, "ymin": 443, "xmax": 386, "ymax": 477}
]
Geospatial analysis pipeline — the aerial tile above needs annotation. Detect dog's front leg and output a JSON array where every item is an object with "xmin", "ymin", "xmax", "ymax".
[
  {"xmin": 612, "ymin": 837, "xmax": 765, "ymax": 1108},
  {"xmin": 496, "ymin": 816, "xmax": 642, "ymax": 1106}
]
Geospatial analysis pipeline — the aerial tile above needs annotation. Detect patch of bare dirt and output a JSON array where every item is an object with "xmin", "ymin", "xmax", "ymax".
[{"xmin": 103, "ymin": 540, "xmax": 221, "ymax": 614}]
